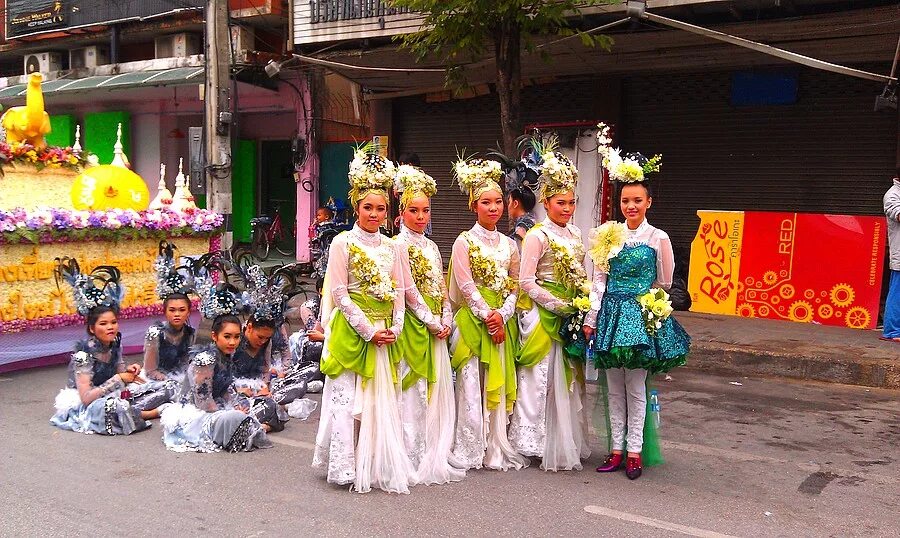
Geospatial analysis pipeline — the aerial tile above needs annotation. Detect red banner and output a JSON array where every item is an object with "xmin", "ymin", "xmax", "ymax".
[{"xmin": 689, "ymin": 211, "xmax": 886, "ymax": 329}]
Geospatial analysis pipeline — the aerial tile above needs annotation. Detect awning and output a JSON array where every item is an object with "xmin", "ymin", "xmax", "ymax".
[{"xmin": 0, "ymin": 66, "xmax": 204, "ymax": 102}]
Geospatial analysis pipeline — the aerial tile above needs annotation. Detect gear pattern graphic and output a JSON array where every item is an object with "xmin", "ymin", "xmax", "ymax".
[
  {"xmin": 829, "ymin": 284, "xmax": 855, "ymax": 308},
  {"xmin": 788, "ymin": 301, "xmax": 814, "ymax": 322},
  {"xmin": 817, "ymin": 304, "xmax": 834, "ymax": 319},
  {"xmin": 845, "ymin": 306, "xmax": 870, "ymax": 329},
  {"xmin": 779, "ymin": 284, "xmax": 795, "ymax": 299},
  {"xmin": 763, "ymin": 271, "xmax": 778, "ymax": 285},
  {"xmin": 737, "ymin": 304, "xmax": 756, "ymax": 318}
]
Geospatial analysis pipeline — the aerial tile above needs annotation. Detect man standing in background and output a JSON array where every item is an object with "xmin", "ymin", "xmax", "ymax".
[{"xmin": 883, "ymin": 174, "xmax": 900, "ymax": 342}]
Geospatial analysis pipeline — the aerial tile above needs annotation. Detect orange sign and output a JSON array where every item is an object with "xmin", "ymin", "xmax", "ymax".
[{"xmin": 689, "ymin": 211, "xmax": 885, "ymax": 329}]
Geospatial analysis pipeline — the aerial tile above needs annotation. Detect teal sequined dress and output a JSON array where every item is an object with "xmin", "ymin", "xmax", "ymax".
[{"xmin": 592, "ymin": 244, "xmax": 690, "ymax": 373}]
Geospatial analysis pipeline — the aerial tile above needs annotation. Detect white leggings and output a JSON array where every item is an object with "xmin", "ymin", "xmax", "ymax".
[{"xmin": 605, "ymin": 368, "xmax": 647, "ymax": 453}]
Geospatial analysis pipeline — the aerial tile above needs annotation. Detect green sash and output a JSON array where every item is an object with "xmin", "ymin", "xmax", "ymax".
[
  {"xmin": 321, "ymin": 291, "xmax": 397, "ymax": 381},
  {"xmin": 398, "ymin": 294, "xmax": 440, "ymax": 390},
  {"xmin": 517, "ymin": 280, "xmax": 577, "ymax": 384},
  {"xmin": 450, "ymin": 286, "xmax": 519, "ymax": 412}
]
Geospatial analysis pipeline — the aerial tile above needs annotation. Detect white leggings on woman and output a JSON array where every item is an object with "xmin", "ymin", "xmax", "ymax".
[{"xmin": 605, "ymin": 368, "xmax": 648, "ymax": 453}]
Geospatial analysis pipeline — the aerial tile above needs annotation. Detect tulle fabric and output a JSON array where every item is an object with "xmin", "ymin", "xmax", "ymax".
[
  {"xmin": 417, "ymin": 337, "xmax": 466, "ymax": 485},
  {"xmin": 313, "ymin": 318, "xmax": 419, "ymax": 494},
  {"xmin": 510, "ymin": 305, "xmax": 590, "ymax": 471}
]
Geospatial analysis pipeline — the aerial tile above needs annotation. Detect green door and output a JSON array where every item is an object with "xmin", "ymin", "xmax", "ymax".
[
  {"xmin": 231, "ymin": 139, "xmax": 258, "ymax": 243},
  {"xmin": 260, "ymin": 140, "xmax": 297, "ymax": 239},
  {"xmin": 319, "ymin": 142, "xmax": 355, "ymax": 207}
]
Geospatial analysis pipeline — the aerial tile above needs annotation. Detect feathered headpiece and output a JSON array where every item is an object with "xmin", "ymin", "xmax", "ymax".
[
  {"xmin": 486, "ymin": 137, "xmax": 539, "ymax": 197},
  {"xmin": 596, "ymin": 122, "xmax": 662, "ymax": 183},
  {"xmin": 394, "ymin": 164, "xmax": 437, "ymax": 209},
  {"xmin": 234, "ymin": 264, "xmax": 286, "ymax": 324},
  {"xmin": 453, "ymin": 150, "xmax": 505, "ymax": 206},
  {"xmin": 532, "ymin": 134, "xmax": 578, "ymax": 201},
  {"xmin": 348, "ymin": 141, "xmax": 396, "ymax": 207},
  {"xmin": 190, "ymin": 253, "xmax": 241, "ymax": 320},
  {"xmin": 154, "ymin": 240, "xmax": 194, "ymax": 299},
  {"xmin": 55, "ymin": 258, "xmax": 125, "ymax": 316}
]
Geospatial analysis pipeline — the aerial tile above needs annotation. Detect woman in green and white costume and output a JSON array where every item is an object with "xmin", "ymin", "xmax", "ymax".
[
  {"xmin": 312, "ymin": 145, "xmax": 418, "ymax": 494},
  {"xmin": 394, "ymin": 164, "xmax": 467, "ymax": 485},
  {"xmin": 509, "ymin": 137, "xmax": 592, "ymax": 471},
  {"xmin": 449, "ymin": 156, "xmax": 529, "ymax": 471}
]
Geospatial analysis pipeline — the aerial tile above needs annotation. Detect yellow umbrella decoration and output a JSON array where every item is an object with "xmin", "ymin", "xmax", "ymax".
[{"xmin": 71, "ymin": 164, "xmax": 150, "ymax": 211}]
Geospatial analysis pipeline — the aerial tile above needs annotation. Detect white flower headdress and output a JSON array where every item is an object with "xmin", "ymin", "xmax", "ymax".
[
  {"xmin": 532, "ymin": 134, "xmax": 578, "ymax": 201},
  {"xmin": 348, "ymin": 141, "xmax": 396, "ymax": 207},
  {"xmin": 596, "ymin": 122, "xmax": 662, "ymax": 183},
  {"xmin": 453, "ymin": 150, "xmax": 504, "ymax": 206},
  {"xmin": 394, "ymin": 164, "xmax": 437, "ymax": 209}
]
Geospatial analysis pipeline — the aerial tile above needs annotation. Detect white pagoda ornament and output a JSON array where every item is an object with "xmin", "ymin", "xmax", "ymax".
[
  {"xmin": 170, "ymin": 158, "xmax": 197, "ymax": 212},
  {"xmin": 110, "ymin": 123, "xmax": 131, "ymax": 169},
  {"xmin": 149, "ymin": 163, "xmax": 173, "ymax": 210},
  {"xmin": 72, "ymin": 125, "xmax": 82, "ymax": 154}
]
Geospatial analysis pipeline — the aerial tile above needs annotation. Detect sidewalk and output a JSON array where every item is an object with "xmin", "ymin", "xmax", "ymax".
[{"xmin": 677, "ymin": 312, "xmax": 900, "ymax": 390}]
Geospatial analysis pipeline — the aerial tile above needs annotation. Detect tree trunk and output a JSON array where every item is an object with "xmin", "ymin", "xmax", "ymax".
[{"xmin": 494, "ymin": 18, "xmax": 522, "ymax": 156}]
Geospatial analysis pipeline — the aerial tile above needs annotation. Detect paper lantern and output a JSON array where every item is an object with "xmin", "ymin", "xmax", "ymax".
[{"xmin": 71, "ymin": 165, "xmax": 150, "ymax": 211}]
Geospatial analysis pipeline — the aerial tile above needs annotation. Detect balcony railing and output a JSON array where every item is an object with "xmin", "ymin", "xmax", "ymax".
[{"xmin": 309, "ymin": 1, "xmax": 411, "ymax": 24}]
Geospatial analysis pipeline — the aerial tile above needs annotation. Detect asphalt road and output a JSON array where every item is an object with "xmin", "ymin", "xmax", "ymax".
[{"xmin": 1, "ymin": 365, "xmax": 897, "ymax": 537}]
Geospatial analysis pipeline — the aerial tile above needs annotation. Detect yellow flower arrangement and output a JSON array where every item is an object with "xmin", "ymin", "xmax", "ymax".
[
  {"xmin": 638, "ymin": 287, "xmax": 674, "ymax": 337},
  {"xmin": 348, "ymin": 242, "xmax": 396, "ymax": 301},
  {"xmin": 588, "ymin": 221, "xmax": 628, "ymax": 273},
  {"xmin": 465, "ymin": 235, "xmax": 514, "ymax": 299},
  {"xmin": 408, "ymin": 244, "xmax": 442, "ymax": 308}
]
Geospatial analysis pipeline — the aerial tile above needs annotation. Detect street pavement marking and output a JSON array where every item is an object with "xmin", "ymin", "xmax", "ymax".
[
  {"xmin": 268, "ymin": 436, "xmax": 316, "ymax": 450},
  {"xmin": 664, "ymin": 440, "xmax": 898, "ymax": 486},
  {"xmin": 0, "ymin": 376, "xmax": 10, "ymax": 382},
  {"xmin": 584, "ymin": 505, "xmax": 738, "ymax": 538}
]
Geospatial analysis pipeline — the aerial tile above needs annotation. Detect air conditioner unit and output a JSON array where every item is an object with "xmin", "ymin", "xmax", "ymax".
[
  {"xmin": 69, "ymin": 46, "xmax": 110, "ymax": 69},
  {"xmin": 154, "ymin": 33, "xmax": 202, "ymax": 59},
  {"xmin": 24, "ymin": 52, "xmax": 63, "ymax": 75}
]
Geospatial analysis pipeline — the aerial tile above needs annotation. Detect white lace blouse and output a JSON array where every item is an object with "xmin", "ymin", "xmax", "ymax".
[
  {"xmin": 449, "ymin": 223, "xmax": 520, "ymax": 323},
  {"xmin": 519, "ymin": 218, "xmax": 585, "ymax": 316},
  {"xmin": 324, "ymin": 225, "xmax": 406, "ymax": 342},
  {"xmin": 585, "ymin": 219, "xmax": 675, "ymax": 328},
  {"xmin": 396, "ymin": 227, "xmax": 453, "ymax": 333}
]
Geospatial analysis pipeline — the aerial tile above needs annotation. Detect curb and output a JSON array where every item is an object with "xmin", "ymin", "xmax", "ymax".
[{"xmin": 685, "ymin": 341, "xmax": 900, "ymax": 390}]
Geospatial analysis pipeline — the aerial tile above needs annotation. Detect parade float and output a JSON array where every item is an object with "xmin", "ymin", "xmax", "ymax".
[{"xmin": 0, "ymin": 73, "xmax": 224, "ymax": 371}]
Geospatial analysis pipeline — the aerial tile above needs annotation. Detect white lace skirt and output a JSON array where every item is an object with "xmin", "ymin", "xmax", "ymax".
[
  {"xmin": 509, "ymin": 305, "xmax": 591, "ymax": 471},
  {"xmin": 398, "ymin": 361, "xmax": 427, "ymax": 470},
  {"xmin": 450, "ymin": 329, "xmax": 529, "ymax": 472},
  {"xmin": 416, "ymin": 336, "xmax": 466, "ymax": 485},
  {"xmin": 312, "ymin": 320, "xmax": 418, "ymax": 494}
]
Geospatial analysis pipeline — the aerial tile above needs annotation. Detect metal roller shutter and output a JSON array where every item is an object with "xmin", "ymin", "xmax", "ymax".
[
  {"xmin": 394, "ymin": 79, "xmax": 601, "ymax": 259},
  {"xmin": 619, "ymin": 67, "xmax": 897, "ymax": 253}
]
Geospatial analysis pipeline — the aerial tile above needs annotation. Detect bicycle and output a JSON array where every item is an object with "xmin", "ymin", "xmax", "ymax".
[{"xmin": 249, "ymin": 202, "xmax": 296, "ymax": 260}]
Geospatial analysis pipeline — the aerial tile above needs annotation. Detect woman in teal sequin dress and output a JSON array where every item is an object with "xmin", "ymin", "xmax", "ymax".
[{"xmin": 584, "ymin": 181, "xmax": 690, "ymax": 480}]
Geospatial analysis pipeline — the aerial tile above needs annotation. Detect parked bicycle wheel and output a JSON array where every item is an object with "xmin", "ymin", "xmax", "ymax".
[
  {"xmin": 251, "ymin": 227, "xmax": 270, "ymax": 260},
  {"xmin": 274, "ymin": 226, "xmax": 296, "ymax": 257}
]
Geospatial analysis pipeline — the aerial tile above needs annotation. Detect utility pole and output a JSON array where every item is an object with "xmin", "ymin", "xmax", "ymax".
[{"xmin": 205, "ymin": 0, "xmax": 233, "ymax": 247}]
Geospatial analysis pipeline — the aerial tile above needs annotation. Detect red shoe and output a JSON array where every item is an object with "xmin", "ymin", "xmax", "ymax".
[
  {"xmin": 596, "ymin": 453, "xmax": 624, "ymax": 473},
  {"xmin": 625, "ymin": 455, "xmax": 643, "ymax": 480}
]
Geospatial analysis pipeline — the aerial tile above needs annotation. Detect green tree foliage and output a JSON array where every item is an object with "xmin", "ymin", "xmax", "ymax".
[{"xmin": 391, "ymin": 1, "xmax": 612, "ymax": 154}]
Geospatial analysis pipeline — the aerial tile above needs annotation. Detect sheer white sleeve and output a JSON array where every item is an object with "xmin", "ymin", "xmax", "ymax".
[
  {"xmin": 328, "ymin": 236, "xmax": 378, "ymax": 342},
  {"xmin": 142, "ymin": 331, "xmax": 166, "ymax": 381},
  {"xmin": 519, "ymin": 231, "xmax": 570, "ymax": 315},
  {"xmin": 653, "ymin": 231, "xmax": 675, "ymax": 291},
  {"xmin": 584, "ymin": 270, "xmax": 608, "ymax": 329},
  {"xmin": 437, "ymin": 249, "xmax": 453, "ymax": 328},
  {"xmin": 398, "ymin": 241, "xmax": 442, "ymax": 333},
  {"xmin": 389, "ymin": 241, "xmax": 407, "ymax": 337},
  {"xmin": 498, "ymin": 240, "xmax": 520, "ymax": 323},
  {"xmin": 451, "ymin": 237, "xmax": 491, "ymax": 320},
  {"xmin": 189, "ymin": 363, "xmax": 218, "ymax": 413}
]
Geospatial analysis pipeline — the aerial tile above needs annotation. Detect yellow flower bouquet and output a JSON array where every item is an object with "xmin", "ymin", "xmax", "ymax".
[{"xmin": 638, "ymin": 287, "xmax": 674, "ymax": 337}]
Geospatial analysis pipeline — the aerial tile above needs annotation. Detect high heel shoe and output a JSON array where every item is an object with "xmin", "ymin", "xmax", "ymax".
[
  {"xmin": 595, "ymin": 453, "xmax": 623, "ymax": 473},
  {"xmin": 625, "ymin": 455, "xmax": 643, "ymax": 480}
]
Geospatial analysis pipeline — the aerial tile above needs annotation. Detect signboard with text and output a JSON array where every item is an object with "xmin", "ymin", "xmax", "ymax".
[
  {"xmin": 6, "ymin": 0, "xmax": 203, "ymax": 39},
  {"xmin": 688, "ymin": 210, "xmax": 885, "ymax": 329}
]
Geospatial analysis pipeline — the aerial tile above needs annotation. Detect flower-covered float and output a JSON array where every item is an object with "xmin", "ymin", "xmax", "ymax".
[{"xmin": 0, "ymin": 74, "xmax": 223, "ymax": 371}]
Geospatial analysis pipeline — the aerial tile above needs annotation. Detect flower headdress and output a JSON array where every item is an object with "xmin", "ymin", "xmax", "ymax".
[
  {"xmin": 393, "ymin": 164, "xmax": 437, "ymax": 209},
  {"xmin": 190, "ymin": 253, "xmax": 241, "ymax": 320},
  {"xmin": 348, "ymin": 141, "xmax": 396, "ymax": 207},
  {"xmin": 54, "ymin": 258, "xmax": 125, "ymax": 316},
  {"xmin": 234, "ymin": 264, "xmax": 286, "ymax": 324},
  {"xmin": 532, "ymin": 134, "xmax": 578, "ymax": 201},
  {"xmin": 596, "ymin": 122, "xmax": 662, "ymax": 183},
  {"xmin": 154, "ymin": 240, "xmax": 194, "ymax": 300},
  {"xmin": 453, "ymin": 150, "xmax": 505, "ymax": 206}
]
